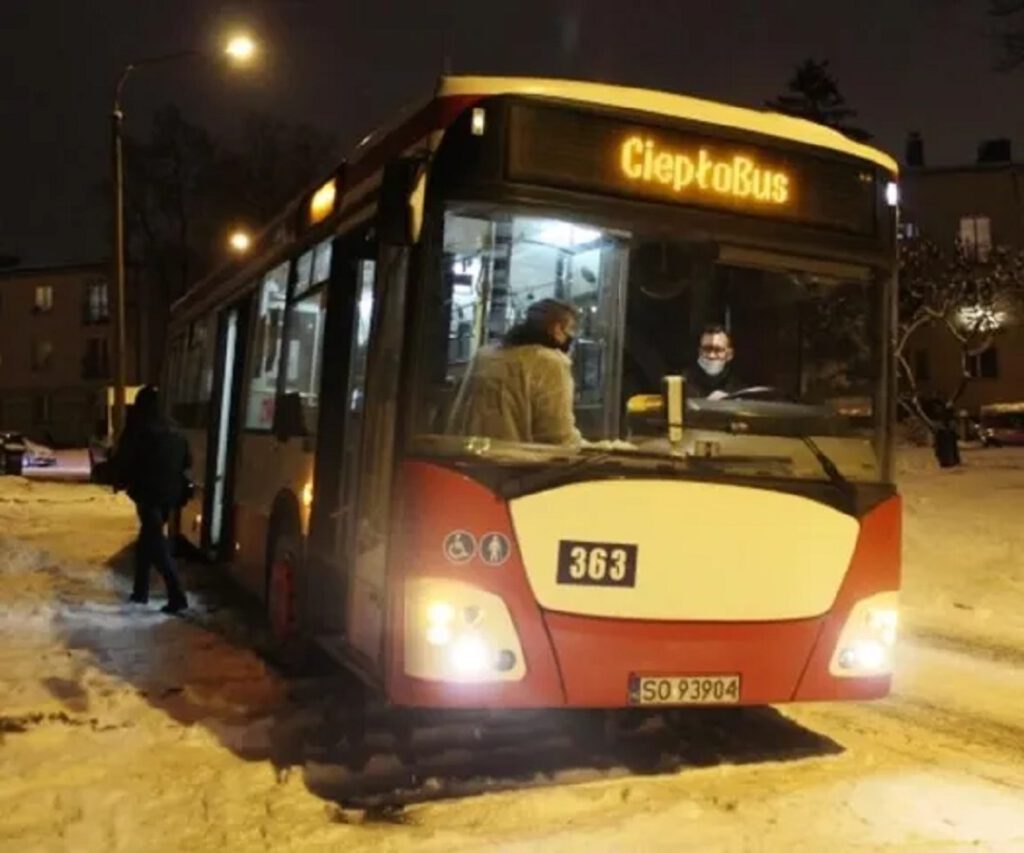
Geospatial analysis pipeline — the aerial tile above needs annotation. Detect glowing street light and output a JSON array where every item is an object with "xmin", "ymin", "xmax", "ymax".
[
  {"xmin": 109, "ymin": 31, "xmax": 260, "ymax": 435},
  {"xmin": 224, "ymin": 34, "xmax": 258, "ymax": 64},
  {"xmin": 228, "ymin": 229, "xmax": 253, "ymax": 254}
]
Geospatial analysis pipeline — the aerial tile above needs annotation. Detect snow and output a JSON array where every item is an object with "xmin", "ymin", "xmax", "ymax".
[{"xmin": 1, "ymin": 449, "xmax": 1023, "ymax": 851}]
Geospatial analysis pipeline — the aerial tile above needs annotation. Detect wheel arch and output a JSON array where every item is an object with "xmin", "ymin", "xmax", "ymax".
[{"xmin": 264, "ymin": 487, "xmax": 303, "ymax": 599}]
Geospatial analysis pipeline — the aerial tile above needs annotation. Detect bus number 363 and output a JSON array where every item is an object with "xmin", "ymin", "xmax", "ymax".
[{"xmin": 557, "ymin": 540, "xmax": 638, "ymax": 587}]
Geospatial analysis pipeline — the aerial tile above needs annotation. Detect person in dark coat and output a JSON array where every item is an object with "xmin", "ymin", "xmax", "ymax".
[
  {"xmin": 112, "ymin": 385, "xmax": 191, "ymax": 613},
  {"xmin": 933, "ymin": 405, "xmax": 962, "ymax": 468}
]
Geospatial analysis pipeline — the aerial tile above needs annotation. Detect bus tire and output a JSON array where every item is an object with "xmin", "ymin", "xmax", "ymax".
[{"xmin": 266, "ymin": 516, "xmax": 307, "ymax": 667}]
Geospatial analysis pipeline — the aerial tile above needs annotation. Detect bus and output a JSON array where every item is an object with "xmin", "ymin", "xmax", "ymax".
[{"xmin": 166, "ymin": 76, "xmax": 901, "ymax": 711}]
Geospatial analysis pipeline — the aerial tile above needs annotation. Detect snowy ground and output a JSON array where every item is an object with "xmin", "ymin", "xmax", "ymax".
[{"xmin": 1, "ymin": 448, "xmax": 1023, "ymax": 852}]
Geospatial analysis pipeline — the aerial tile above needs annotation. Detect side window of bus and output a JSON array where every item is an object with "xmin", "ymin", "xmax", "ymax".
[
  {"xmin": 173, "ymin": 317, "xmax": 215, "ymax": 428},
  {"xmin": 245, "ymin": 261, "xmax": 290, "ymax": 430},
  {"xmin": 348, "ymin": 259, "xmax": 377, "ymax": 416},
  {"xmin": 282, "ymin": 240, "xmax": 333, "ymax": 434}
]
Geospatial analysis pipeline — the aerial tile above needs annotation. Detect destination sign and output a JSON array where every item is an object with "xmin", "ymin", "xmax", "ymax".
[{"xmin": 505, "ymin": 103, "xmax": 878, "ymax": 235}]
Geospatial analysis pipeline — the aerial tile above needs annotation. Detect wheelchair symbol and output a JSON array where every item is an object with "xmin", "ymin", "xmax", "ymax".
[
  {"xmin": 480, "ymin": 532, "xmax": 511, "ymax": 566},
  {"xmin": 443, "ymin": 530, "xmax": 476, "ymax": 563}
]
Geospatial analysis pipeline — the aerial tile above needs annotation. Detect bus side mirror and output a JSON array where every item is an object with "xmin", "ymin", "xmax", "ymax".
[
  {"xmin": 273, "ymin": 392, "xmax": 308, "ymax": 443},
  {"xmin": 378, "ymin": 157, "xmax": 429, "ymax": 246}
]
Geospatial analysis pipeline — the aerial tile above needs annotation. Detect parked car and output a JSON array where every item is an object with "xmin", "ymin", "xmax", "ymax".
[
  {"xmin": 979, "ymin": 402, "xmax": 1024, "ymax": 447},
  {"xmin": 23, "ymin": 438, "xmax": 57, "ymax": 467}
]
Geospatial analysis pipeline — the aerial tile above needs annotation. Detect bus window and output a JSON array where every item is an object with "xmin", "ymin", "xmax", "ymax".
[
  {"xmin": 283, "ymin": 287, "xmax": 328, "ymax": 435},
  {"xmin": 313, "ymin": 240, "xmax": 332, "ymax": 288},
  {"xmin": 173, "ymin": 317, "xmax": 215, "ymax": 427},
  {"xmin": 426, "ymin": 210, "xmax": 628, "ymax": 439},
  {"xmin": 293, "ymin": 240, "xmax": 332, "ymax": 300},
  {"xmin": 245, "ymin": 262, "xmax": 289, "ymax": 430},
  {"xmin": 294, "ymin": 248, "xmax": 314, "ymax": 296}
]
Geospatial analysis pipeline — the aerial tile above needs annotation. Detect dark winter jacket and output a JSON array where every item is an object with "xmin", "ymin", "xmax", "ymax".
[{"xmin": 113, "ymin": 416, "xmax": 192, "ymax": 509}]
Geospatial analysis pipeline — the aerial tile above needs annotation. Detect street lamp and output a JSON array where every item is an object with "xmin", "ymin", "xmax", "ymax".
[
  {"xmin": 228, "ymin": 228, "xmax": 253, "ymax": 254},
  {"xmin": 110, "ymin": 33, "xmax": 258, "ymax": 435},
  {"xmin": 225, "ymin": 34, "xmax": 258, "ymax": 63}
]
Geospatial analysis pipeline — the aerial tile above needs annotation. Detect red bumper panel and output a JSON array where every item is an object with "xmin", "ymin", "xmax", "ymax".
[
  {"xmin": 543, "ymin": 612, "xmax": 822, "ymax": 706},
  {"xmin": 793, "ymin": 494, "xmax": 902, "ymax": 701}
]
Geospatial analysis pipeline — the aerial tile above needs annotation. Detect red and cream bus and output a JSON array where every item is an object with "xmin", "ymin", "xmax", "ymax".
[{"xmin": 166, "ymin": 76, "xmax": 901, "ymax": 710}]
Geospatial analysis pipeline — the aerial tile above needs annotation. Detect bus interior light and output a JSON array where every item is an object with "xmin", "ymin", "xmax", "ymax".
[
  {"xmin": 535, "ymin": 222, "xmax": 602, "ymax": 249},
  {"xmin": 471, "ymin": 107, "xmax": 486, "ymax": 136},
  {"xmin": 885, "ymin": 181, "xmax": 899, "ymax": 207}
]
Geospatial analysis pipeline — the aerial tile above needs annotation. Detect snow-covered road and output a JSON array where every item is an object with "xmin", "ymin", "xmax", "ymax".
[{"xmin": 1, "ymin": 448, "xmax": 1022, "ymax": 852}]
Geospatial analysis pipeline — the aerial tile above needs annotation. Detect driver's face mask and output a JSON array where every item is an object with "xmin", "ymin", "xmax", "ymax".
[{"xmin": 698, "ymin": 356, "xmax": 727, "ymax": 376}]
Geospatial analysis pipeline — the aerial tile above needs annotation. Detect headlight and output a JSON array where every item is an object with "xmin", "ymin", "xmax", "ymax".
[
  {"xmin": 404, "ymin": 578, "xmax": 526, "ymax": 683},
  {"xmin": 829, "ymin": 591, "xmax": 899, "ymax": 677}
]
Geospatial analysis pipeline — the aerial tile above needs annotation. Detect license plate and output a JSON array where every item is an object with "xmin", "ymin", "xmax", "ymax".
[{"xmin": 629, "ymin": 674, "xmax": 741, "ymax": 706}]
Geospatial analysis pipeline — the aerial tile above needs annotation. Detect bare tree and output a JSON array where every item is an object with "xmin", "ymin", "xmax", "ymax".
[
  {"xmin": 991, "ymin": 0, "xmax": 1024, "ymax": 69},
  {"xmin": 897, "ymin": 237, "xmax": 1024, "ymax": 427},
  {"xmin": 122, "ymin": 106, "xmax": 337, "ymax": 380}
]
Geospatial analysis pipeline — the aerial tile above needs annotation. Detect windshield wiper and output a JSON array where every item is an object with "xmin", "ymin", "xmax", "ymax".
[
  {"xmin": 801, "ymin": 436, "xmax": 857, "ymax": 509},
  {"xmin": 497, "ymin": 449, "xmax": 620, "ymax": 498}
]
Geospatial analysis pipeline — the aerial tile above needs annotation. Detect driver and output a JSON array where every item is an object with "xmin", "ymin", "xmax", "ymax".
[{"xmin": 685, "ymin": 324, "xmax": 743, "ymax": 400}]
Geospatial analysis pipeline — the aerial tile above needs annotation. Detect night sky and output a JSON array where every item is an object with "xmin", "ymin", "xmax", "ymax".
[{"xmin": 1, "ymin": 0, "xmax": 1022, "ymax": 267}]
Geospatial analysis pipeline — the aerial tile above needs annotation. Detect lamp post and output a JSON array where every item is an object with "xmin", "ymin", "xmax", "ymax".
[{"xmin": 110, "ymin": 34, "xmax": 258, "ymax": 436}]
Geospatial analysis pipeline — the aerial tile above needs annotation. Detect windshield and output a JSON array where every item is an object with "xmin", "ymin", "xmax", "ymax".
[{"xmin": 409, "ymin": 204, "xmax": 890, "ymax": 483}]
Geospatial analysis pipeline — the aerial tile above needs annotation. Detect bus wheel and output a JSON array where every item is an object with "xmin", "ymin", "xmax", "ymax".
[{"xmin": 267, "ymin": 532, "xmax": 304, "ymax": 664}]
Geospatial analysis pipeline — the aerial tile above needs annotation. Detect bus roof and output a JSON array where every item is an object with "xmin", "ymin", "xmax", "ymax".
[
  {"xmin": 437, "ymin": 76, "xmax": 898, "ymax": 173},
  {"xmin": 172, "ymin": 74, "xmax": 897, "ymax": 322}
]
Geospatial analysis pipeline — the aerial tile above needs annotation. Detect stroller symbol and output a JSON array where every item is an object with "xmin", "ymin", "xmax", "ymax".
[
  {"xmin": 480, "ymin": 532, "xmax": 511, "ymax": 566},
  {"xmin": 443, "ymin": 531, "xmax": 475, "ymax": 563}
]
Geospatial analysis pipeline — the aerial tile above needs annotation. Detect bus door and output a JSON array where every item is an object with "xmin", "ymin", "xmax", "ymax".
[
  {"xmin": 342, "ymin": 245, "xmax": 409, "ymax": 666},
  {"xmin": 306, "ymin": 245, "xmax": 372, "ymax": 638},
  {"xmin": 204, "ymin": 298, "xmax": 250, "ymax": 559}
]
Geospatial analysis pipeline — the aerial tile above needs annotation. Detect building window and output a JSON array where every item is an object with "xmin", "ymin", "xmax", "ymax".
[
  {"xmin": 83, "ymin": 338, "xmax": 110, "ymax": 379},
  {"xmin": 31, "ymin": 339, "xmax": 54, "ymax": 371},
  {"xmin": 34, "ymin": 284, "xmax": 54, "ymax": 313},
  {"xmin": 913, "ymin": 348, "xmax": 931, "ymax": 383},
  {"xmin": 83, "ymin": 280, "xmax": 110, "ymax": 324},
  {"xmin": 898, "ymin": 221, "xmax": 920, "ymax": 240},
  {"xmin": 959, "ymin": 216, "xmax": 992, "ymax": 262},
  {"xmin": 968, "ymin": 346, "xmax": 999, "ymax": 379}
]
